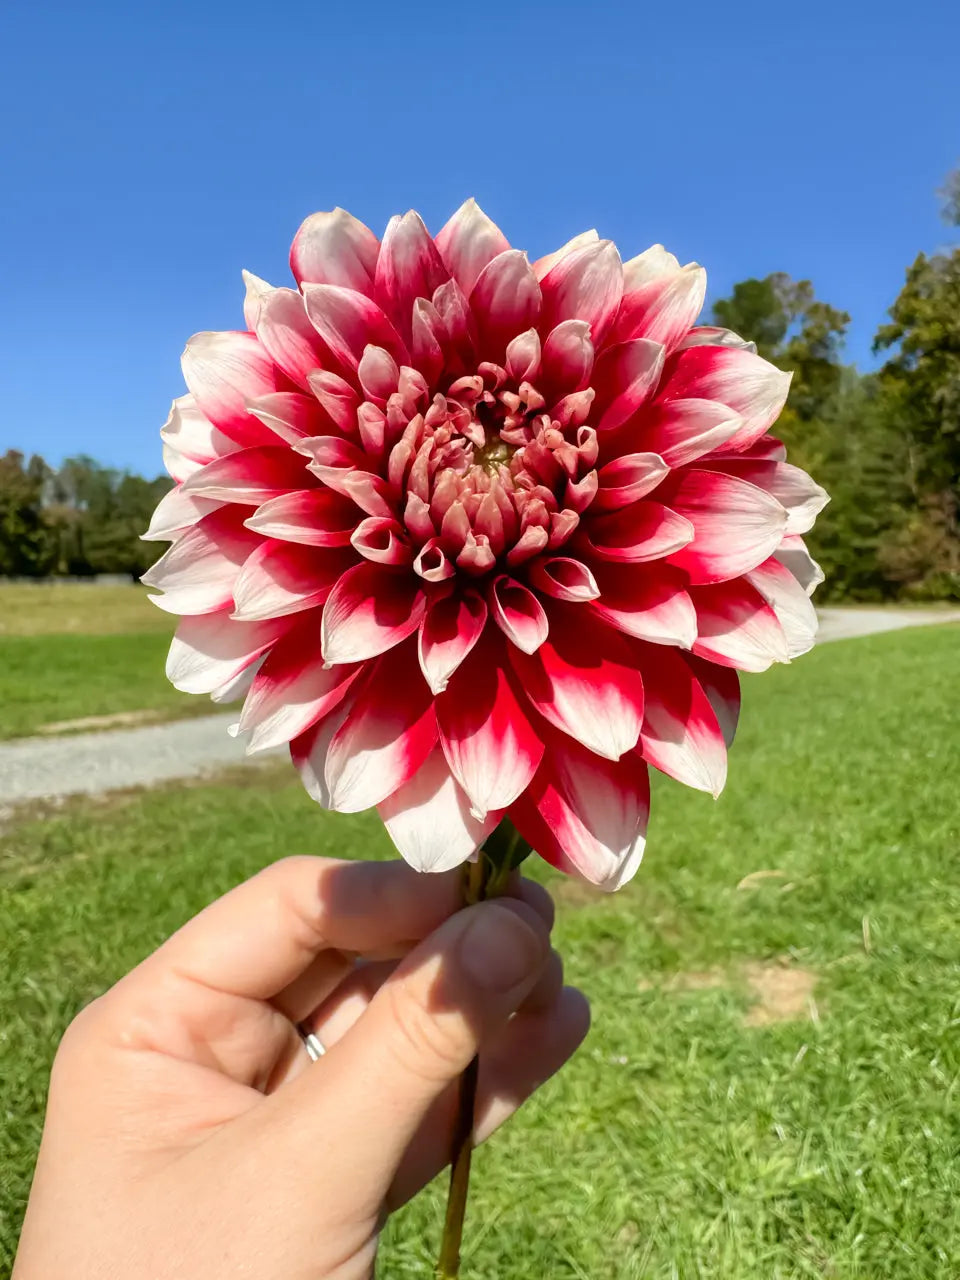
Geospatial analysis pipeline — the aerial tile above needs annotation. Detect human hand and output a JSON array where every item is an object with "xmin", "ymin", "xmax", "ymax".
[{"xmin": 13, "ymin": 857, "xmax": 589, "ymax": 1279}]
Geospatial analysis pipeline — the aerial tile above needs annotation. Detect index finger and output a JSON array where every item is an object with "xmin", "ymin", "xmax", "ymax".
[{"xmin": 137, "ymin": 857, "xmax": 464, "ymax": 1002}]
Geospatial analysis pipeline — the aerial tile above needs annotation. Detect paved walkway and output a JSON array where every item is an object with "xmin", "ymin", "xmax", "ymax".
[
  {"xmin": 1, "ymin": 607, "xmax": 956, "ymax": 806},
  {"xmin": 814, "ymin": 606, "xmax": 957, "ymax": 643}
]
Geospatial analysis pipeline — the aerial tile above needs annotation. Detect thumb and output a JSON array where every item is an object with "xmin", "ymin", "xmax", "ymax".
[{"xmin": 269, "ymin": 897, "xmax": 550, "ymax": 1209}]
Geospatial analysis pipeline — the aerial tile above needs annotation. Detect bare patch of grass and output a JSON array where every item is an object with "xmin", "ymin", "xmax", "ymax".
[
  {"xmin": 742, "ymin": 959, "xmax": 818, "ymax": 1026},
  {"xmin": 36, "ymin": 709, "xmax": 167, "ymax": 735}
]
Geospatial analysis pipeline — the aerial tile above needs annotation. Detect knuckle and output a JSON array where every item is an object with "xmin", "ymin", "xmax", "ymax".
[
  {"xmin": 382, "ymin": 975, "xmax": 472, "ymax": 1084},
  {"xmin": 53, "ymin": 997, "xmax": 106, "ymax": 1071}
]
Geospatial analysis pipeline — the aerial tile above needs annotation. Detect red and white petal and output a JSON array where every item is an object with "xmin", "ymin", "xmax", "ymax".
[
  {"xmin": 613, "ymin": 263, "xmax": 706, "ymax": 352},
  {"xmin": 181, "ymin": 331, "xmax": 293, "ymax": 448},
  {"xmin": 306, "ymin": 370, "xmax": 363, "ymax": 439},
  {"xmin": 745, "ymin": 556, "xmax": 819, "ymax": 658},
  {"xmin": 431, "ymin": 278, "xmax": 479, "ymax": 372},
  {"xmin": 244, "ymin": 489, "xmax": 358, "ymax": 547},
  {"xmin": 678, "ymin": 325, "xmax": 756, "ymax": 353},
  {"xmin": 593, "ymin": 452, "xmax": 670, "ymax": 512},
  {"xmin": 296, "ymin": 433, "xmax": 368, "ymax": 470},
  {"xmin": 699, "ymin": 459, "xmax": 829, "ymax": 535},
  {"xmin": 141, "ymin": 485, "xmax": 220, "ymax": 542},
  {"xmin": 527, "ymin": 556, "xmax": 600, "ymax": 602},
  {"xmin": 165, "ymin": 611, "xmax": 291, "ymax": 694},
  {"xmin": 249, "ymin": 284, "xmax": 335, "ymax": 388},
  {"xmin": 290, "ymin": 207, "xmax": 380, "ymax": 294},
  {"xmin": 635, "ymin": 643, "xmax": 726, "ymax": 796},
  {"xmin": 379, "ymin": 746, "xmax": 499, "ymax": 872},
  {"xmin": 583, "ymin": 501, "xmax": 694, "ymax": 563},
  {"xmin": 539, "ymin": 320, "xmax": 594, "ymax": 399},
  {"xmin": 659, "ymin": 346, "xmax": 792, "ymax": 452},
  {"xmin": 510, "ymin": 737, "xmax": 649, "ymax": 891},
  {"xmin": 141, "ymin": 509, "xmax": 260, "ymax": 614},
  {"xmin": 374, "ymin": 211, "xmax": 449, "ymax": 341},
  {"xmin": 180, "ymin": 446, "xmax": 316, "ymax": 505},
  {"xmin": 682, "ymin": 653, "xmax": 741, "ymax": 747},
  {"xmin": 412, "ymin": 538, "xmax": 455, "ymax": 582},
  {"xmin": 660, "ymin": 469, "xmax": 788, "ymax": 584},
  {"xmin": 302, "ymin": 283, "xmax": 409, "ymax": 372},
  {"xmin": 239, "ymin": 620, "xmax": 361, "ymax": 752},
  {"xmin": 437, "ymin": 634, "xmax": 544, "ymax": 817},
  {"xmin": 532, "ymin": 229, "xmax": 599, "ymax": 281},
  {"xmin": 505, "ymin": 328, "xmax": 542, "ymax": 383},
  {"xmin": 160, "ymin": 394, "xmax": 238, "ymax": 467},
  {"xmin": 489, "ymin": 576, "xmax": 549, "ymax": 654},
  {"xmin": 242, "ymin": 269, "xmax": 272, "ymax": 331},
  {"xmin": 634, "ymin": 398, "xmax": 743, "ymax": 467},
  {"xmin": 436, "ymin": 199, "xmax": 512, "ymax": 299},
  {"xmin": 470, "ymin": 250, "xmax": 541, "ymax": 357},
  {"xmin": 357, "ymin": 344, "xmax": 401, "ymax": 404},
  {"xmin": 209, "ymin": 655, "xmax": 265, "ymax": 705},
  {"xmin": 509, "ymin": 614, "xmax": 644, "ymax": 761},
  {"xmin": 232, "ymin": 543, "xmax": 352, "ymax": 622},
  {"xmin": 690, "ymin": 581, "xmax": 790, "ymax": 672},
  {"xmin": 538, "ymin": 240, "xmax": 624, "ymax": 348},
  {"xmin": 162, "ymin": 440, "xmax": 203, "ymax": 484},
  {"xmin": 589, "ymin": 564, "xmax": 697, "ymax": 648},
  {"xmin": 290, "ymin": 698, "xmax": 358, "ymax": 808},
  {"xmin": 592, "ymin": 339, "xmax": 665, "ymax": 432},
  {"xmin": 246, "ymin": 392, "xmax": 328, "ymax": 444},
  {"xmin": 620, "ymin": 244, "xmax": 680, "ymax": 289},
  {"xmin": 321, "ymin": 562, "xmax": 426, "ymax": 665},
  {"xmin": 775, "ymin": 535, "xmax": 824, "ymax": 596},
  {"xmin": 418, "ymin": 590, "xmax": 488, "ymax": 694},
  {"xmin": 323, "ymin": 645, "xmax": 437, "ymax": 813},
  {"xmin": 350, "ymin": 516, "xmax": 412, "ymax": 565}
]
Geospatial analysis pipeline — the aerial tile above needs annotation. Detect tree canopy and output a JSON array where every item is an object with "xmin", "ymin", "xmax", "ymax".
[
  {"xmin": 0, "ymin": 452, "xmax": 169, "ymax": 579},
  {"xmin": 708, "ymin": 170, "xmax": 960, "ymax": 603}
]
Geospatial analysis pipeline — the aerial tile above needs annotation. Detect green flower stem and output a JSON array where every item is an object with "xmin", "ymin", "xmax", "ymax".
[
  {"xmin": 436, "ymin": 855, "xmax": 491, "ymax": 1280},
  {"xmin": 436, "ymin": 824, "xmax": 532, "ymax": 1278}
]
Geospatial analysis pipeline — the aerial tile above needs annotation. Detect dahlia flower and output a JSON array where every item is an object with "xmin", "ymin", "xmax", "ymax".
[{"xmin": 143, "ymin": 201, "xmax": 827, "ymax": 889}]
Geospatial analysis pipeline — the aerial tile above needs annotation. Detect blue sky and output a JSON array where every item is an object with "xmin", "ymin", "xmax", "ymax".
[{"xmin": 2, "ymin": 0, "xmax": 958, "ymax": 476}]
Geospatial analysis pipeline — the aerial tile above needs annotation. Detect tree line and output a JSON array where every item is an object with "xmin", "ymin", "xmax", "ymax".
[
  {"xmin": 0, "ymin": 453, "xmax": 169, "ymax": 579},
  {"xmin": 2, "ymin": 175, "xmax": 958, "ymax": 597},
  {"xmin": 714, "ymin": 169, "xmax": 959, "ymax": 601}
]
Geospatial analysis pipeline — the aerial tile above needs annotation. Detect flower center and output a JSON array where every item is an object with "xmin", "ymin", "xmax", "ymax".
[
  {"xmin": 473, "ymin": 434, "xmax": 515, "ymax": 474},
  {"xmin": 333, "ymin": 355, "xmax": 601, "ymax": 581}
]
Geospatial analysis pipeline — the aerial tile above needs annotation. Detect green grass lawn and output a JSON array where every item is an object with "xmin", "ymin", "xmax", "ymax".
[
  {"xmin": 0, "ymin": 584, "xmax": 204, "ymax": 739},
  {"xmin": 2, "ymin": 625, "xmax": 959, "ymax": 1277}
]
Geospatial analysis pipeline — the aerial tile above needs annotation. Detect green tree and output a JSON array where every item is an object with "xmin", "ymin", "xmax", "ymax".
[
  {"xmin": 873, "ymin": 247, "xmax": 960, "ymax": 501},
  {"xmin": 797, "ymin": 372, "xmax": 913, "ymax": 601},
  {"xmin": 712, "ymin": 273, "xmax": 850, "ymax": 423},
  {"xmin": 0, "ymin": 451, "xmax": 57, "ymax": 576},
  {"xmin": 711, "ymin": 276, "xmax": 921, "ymax": 601},
  {"xmin": 45, "ymin": 456, "xmax": 171, "ymax": 577}
]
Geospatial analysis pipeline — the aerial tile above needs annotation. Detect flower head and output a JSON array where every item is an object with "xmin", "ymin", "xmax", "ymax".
[{"xmin": 144, "ymin": 201, "xmax": 827, "ymax": 889}]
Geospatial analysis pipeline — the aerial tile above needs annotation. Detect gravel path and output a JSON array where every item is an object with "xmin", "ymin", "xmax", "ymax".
[
  {"xmin": 1, "ymin": 608, "xmax": 956, "ymax": 806},
  {"xmin": 0, "ymin": 715, "xmax": 283, "ymax": 805}
]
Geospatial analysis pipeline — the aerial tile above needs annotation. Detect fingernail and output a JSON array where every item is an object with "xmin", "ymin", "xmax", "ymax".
[{"xmin": 458, "ymin": 901, "xmax": 546, "ymax": 993}]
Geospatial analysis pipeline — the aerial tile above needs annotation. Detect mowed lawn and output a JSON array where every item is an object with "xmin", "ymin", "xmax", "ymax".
[
  {"xmin": 1, "ymin": 625, "xmax": 959, "ymax": 1277},
  {"xmin": 0, "ymin": 584, "xmax": 205, "ymax": 739}
]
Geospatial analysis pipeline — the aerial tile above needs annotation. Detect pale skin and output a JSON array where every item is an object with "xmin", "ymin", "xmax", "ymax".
[{"xmin": 13, "ymin": 856, "xmax": 589, "ymax": 1279}]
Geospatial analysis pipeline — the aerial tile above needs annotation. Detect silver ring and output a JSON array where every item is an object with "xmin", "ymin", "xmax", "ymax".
[{"xmin": 297, "ymin": 1023, "xmax": 326, "ymax": 1061}]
